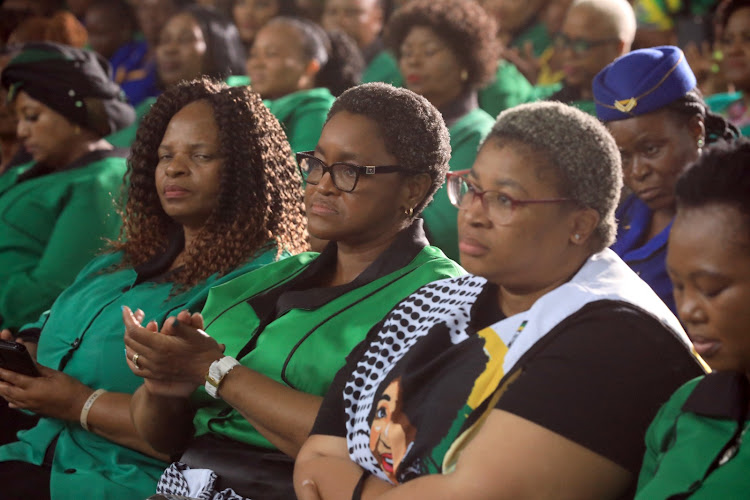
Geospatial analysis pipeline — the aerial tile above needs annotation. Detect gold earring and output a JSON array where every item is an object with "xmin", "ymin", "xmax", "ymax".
[
  {"xmin": 405, "ymin": 207, "xmax": 414, "ymax": 218},
  {"xmin": 460, "ymin": 69, "xmax": 468, "ymax": 82}
]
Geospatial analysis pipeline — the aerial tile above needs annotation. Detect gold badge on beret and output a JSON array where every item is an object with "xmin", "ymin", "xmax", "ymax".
[{"xmin": 614, "ymin": 98, "xmax": 638, "ymax": 113}]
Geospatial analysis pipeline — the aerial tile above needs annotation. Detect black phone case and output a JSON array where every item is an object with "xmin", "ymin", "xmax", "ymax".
[{"xmin": 0, "ymin": 339, "xmax": 40, "ymax": 377}]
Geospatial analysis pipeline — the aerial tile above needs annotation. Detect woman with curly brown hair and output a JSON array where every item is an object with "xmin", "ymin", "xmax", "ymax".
[
  {"xmin": 124, "ymin": 82, "xmax": 465, "ymax": 500},
  {"xmin": 384, "ymin": 0, "xmax": 498, "ymax": 261},
  {"xmin": 0, "ymin": 77, "xmax": 307, "ymax": 500}
]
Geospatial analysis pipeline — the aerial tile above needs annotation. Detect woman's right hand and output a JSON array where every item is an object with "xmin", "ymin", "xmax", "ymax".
[
  {"xmin": 122, "ymin": 308, "xmax": 204, "ymax": 398},
  {"xmin": 123, "ymin": 306, "xmax": 222, "ymax": 396}
]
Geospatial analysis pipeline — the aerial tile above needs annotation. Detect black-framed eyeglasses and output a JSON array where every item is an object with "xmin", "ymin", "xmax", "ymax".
[
  {"xmin": 553, "ymin": 33, "xmax": 620, "ymax": 55},
  {"xmin": 296, "ymin": 151, "xmax": 403, "ymax": 193},
  {"xmin": 446, "ymin": 170, "xmax": 572, "ymax": 225}
]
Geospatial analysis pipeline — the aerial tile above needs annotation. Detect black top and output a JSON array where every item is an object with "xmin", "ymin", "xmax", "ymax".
[
  {"xmin": 496, "ymin": 301, "xmax": 704, "ymax": 475},
  {"xmin": 313, "ymin": 296, "xmax": 703, "ymax": 491}
]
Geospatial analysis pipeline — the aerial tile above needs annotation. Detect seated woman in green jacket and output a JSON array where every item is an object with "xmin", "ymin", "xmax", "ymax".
[
  {"xmin": 247, "ymin": 16, "xmax": 364, "ymax": 153},
  {"xmin": 0, "ymin": 77, "xmax": 308, "ymax": 500},
  {"xmin": 634, "ymin": 139, "xmax": 750, "ymax": 499},
  {"xmin": 0, "ymin": 42, "xmax": 135, "ymax": 332},
  {"xmin": 384, "ymin": 0, "xmax": 497, "ymax": 261},
  {"xmin": 124, "ymin": 83, "xmax": 465, "ymax": 500}
]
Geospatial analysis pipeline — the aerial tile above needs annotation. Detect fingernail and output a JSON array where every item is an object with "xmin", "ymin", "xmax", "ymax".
[
  {"xmin": 173, "ymin": 319, "xmax": 180, "ymax": 327},
  {"xmin": 121, "ymin": 305, "xmax": 125, "ymax": 311},
  {"xmin": 123, "ymin": 348, "xmax": 127, "ymax": 358}
]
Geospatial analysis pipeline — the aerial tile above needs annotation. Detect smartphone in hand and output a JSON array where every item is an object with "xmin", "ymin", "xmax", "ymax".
[{"xmin": 0, "ymin": 339, "xmax": 40, "ymax": 377}]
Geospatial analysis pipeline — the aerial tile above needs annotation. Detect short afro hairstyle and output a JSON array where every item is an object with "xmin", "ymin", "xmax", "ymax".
[
  {"xmin": 676, "ymin": 138, "xmax": 750, "ymax": 247},
  {"xmin": 484, "ymin": 101, "xmax": 623, "ymax": 250},
  {"xmin": 326, "ymin": 82, "xmax": 451, "ymax": 217},
  {"xmin": 384, "ymin": 0, "xmax": 499, "ymax": 90}
]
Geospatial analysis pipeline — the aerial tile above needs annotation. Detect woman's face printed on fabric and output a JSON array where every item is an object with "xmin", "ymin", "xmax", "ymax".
[{"xmin": 369, "ymin": 377, "xmax": 416, "ymax": 483}]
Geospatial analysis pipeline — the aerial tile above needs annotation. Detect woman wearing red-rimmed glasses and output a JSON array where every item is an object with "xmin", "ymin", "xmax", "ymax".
[
  {"xmin": 446, "ymin": 168, "xmax": 572, "ymax": 225},
  {"xmin": 295, "ymin": 101, "xmax": 704, "ymax": 500}
]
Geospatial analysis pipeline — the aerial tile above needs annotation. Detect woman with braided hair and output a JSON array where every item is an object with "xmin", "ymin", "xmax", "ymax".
[
  {"xmin": 593, "ymin": 46, "xmax": 739, "ymax": 314},
  {"xmin": 0, "ymin": 76, "xmax": 307, "ymax": 500}
]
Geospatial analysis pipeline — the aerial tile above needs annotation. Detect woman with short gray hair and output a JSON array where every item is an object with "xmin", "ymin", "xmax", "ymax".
[{"xmin": 294, "ymin": 101, "xmax": 704, "ymax": 500}]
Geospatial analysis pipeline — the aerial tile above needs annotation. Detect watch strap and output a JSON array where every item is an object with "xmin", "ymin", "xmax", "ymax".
[{"xmin": 205, "ymin": 356, "xmax": 240, "ymax": 399}]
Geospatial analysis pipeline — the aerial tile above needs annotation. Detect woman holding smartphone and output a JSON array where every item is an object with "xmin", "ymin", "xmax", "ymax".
[{"xmin": 0, "ymin": 75, "xmax": 307, "ymax": 500}]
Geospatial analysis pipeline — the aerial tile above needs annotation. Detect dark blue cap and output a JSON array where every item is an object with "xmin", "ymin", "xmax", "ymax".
[{"xmin": 593, "ymin": 46, "xmax": 697, "ymax": 122}]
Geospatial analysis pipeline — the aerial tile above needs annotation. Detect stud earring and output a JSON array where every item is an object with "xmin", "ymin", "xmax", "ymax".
[
  {"xmin": 697, "ymin": 137, "xmax": 705, "ymax": 148},
  {"xmin": 404, "ymin": 207, "xmax": 414, "ymax": 218},
  {"xmin": 460, "ymin": 69, "xmax": 468, "ymax": 82},
  {"xmin": 574, "ymin": 234, "xmax": 580, "ymax": 240}
]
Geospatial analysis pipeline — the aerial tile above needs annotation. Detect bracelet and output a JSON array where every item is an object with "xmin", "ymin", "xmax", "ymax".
[
  {"xmin": 80, "ymin": 389, "xmax": 106, "ymax": 431},
  {"xmin": 351, "ymin": 470, "xmax": 368, "ymax": 500}
]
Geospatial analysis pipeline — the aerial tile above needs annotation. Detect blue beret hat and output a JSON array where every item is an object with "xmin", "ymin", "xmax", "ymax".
[{"xmin": 593, "ymin": 46, "xmax": 697, "ymax": 122}]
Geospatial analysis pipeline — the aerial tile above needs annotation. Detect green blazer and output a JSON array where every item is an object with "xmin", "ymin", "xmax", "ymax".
[
  {"xmin": 191, "ymin": 247, "xmax": 464, "ymax": 449},
  {"xmin": 0, "ymin": 247, "xmax": 280, "ymax": 500},
  {"xmin": 636, "ymin": 372, "xmax": 750, "ymax": 499},
  {"xmin": 422, "ymin": 108, "xmax": 494, "ymax": 262},
  {"xmin": 264, "ymin": 88, "xmax": 335, "ymax": 154},
  {"xmin": 0, "ymin": 151, "xmax": 127, "ymax": 330},
  {"xmin": 362, "ymin": 50, "xmax": 404, "ymax": 87},
  {"xmin": 479, "ymin": 60, "xmax": 537, "ymax": 119}
]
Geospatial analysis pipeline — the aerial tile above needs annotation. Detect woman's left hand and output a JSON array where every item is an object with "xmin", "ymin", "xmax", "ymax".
[
  {"xmin": 123, "ymin": 306, "xmax": 224, "ymax": 386},
  {"xmin": 0, "ymin": 365, "xmax": 92, "ymax": 421}
]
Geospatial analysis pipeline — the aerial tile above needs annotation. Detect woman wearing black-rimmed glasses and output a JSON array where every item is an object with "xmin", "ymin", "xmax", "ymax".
[
  {"xmin": 123, "ymin": 82, "xmax": 464, "ymax": 500},
  {"xmin": 295, "ymin": 101, "xmax": 703, "ymax": 500}
]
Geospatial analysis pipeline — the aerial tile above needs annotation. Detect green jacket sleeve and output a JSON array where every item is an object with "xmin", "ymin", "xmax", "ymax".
[
  {"xmin": 265, "ymin": 89, "xmax": 335, "ymax": 154},
  {"xmin": 0, "ymin": 164, "xmax": 125, "ymax": 329},
  {"xmin": 285, "ymin": 105, "xmax": 330, "ymax": 154},
  {"xmin": 361, "ymin": 51, "xmax": 404, "ymax": 87},
  {"xmin": 479, "ymin": 61, "xmax": 536, "ymax": 118},
  {"xmin": 636, "ymin": 377, "xmax": 702, "ymax": 493}
]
